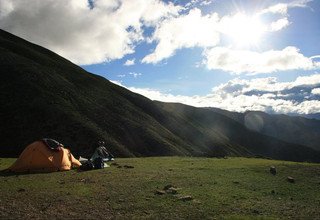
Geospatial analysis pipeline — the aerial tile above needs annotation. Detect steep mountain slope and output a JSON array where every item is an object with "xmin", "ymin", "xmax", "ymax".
[
  {"xmin": 0, "ymin": 29, "xmax": 192, "ymax": 157},
  {"xmin": 154, "ymin": 103, "xmax": 320, "ymax": 162},
  {"xmin": 1, "ymin": 29, "xmax": 320, "ymax": 162}
]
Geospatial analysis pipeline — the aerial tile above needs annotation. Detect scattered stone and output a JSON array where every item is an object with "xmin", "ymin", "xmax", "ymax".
[
  {"xmin": 155, "ymin": 190, "xmax": 166, "ymax": 195},
  {"xmin": 178, "ymin": 195, "xmax": 193, "ymax": 201},
  {"xmin": 17, "ymin": 188, "xmax": 25, "ymax": 192},
  {"xmin": 270, "ymin": 166, "xmax": 277, "ymax": 175},
  {"xmin": 124, "ymin": 165, "xmax": 134, "ymax": 169},
  {"xmin": 166, "ymin": 187, "xmax": 178, "ymax": 194},
  {"xmin": 287, "ymin": 176, "xmax": 295, "ymax": 183},
  {"xmin": 163, "ymin": 184, "xmax": 174, "ymax": 190},
  {"xmin": 192, "ymin": 199, "xmax": 201, "ymax": 204}
]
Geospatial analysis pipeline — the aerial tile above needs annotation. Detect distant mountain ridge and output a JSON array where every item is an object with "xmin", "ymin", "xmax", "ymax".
[
  {"xmin": 1, "ymin": 29, "xmax": 320, "ymax": 162},
  {"xmin": 291, "ymin": 113, "xmax": 320, "ymax": 120},
  {"xmin": 207, "ymin": 108, "xmax": 320, "ymax": 152}
]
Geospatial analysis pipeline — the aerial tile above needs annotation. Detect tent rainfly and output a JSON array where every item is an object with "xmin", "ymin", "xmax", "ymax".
[{"xmin": 8, "ymin": 139, "xmax": 81, "ymax": 172}]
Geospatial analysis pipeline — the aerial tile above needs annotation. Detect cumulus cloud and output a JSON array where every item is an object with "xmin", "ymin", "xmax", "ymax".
[
  {"xmin": 124, "ymin": 59, "xmax": 135, "ymax": 66},
  {"xmin": 260, "ymin": 3, "xmax": 289, "ymax": 15},
  {"xmin": 1, "ymin": 0, "xmax": 317, "ymax": 76},
  {"xmin": 312, "ymin": 88, "xmax": 320, "ymax": 95},
  {"xmin": 259, "ymin": 0, "xmax": 311, "ymax": 15},
  {"xmin": 142, "ymin": 8, "xmax": 220, "ymax": 64},
  {"xmin": 142, "ymin": 0, "xmax": 314, "ymax": 65},
  {"xmin": 0, "ymin": 0, "xmax": 181, "ymax": 65},
  {"xmin": 270, "ymin": 18, "xmax": 290, "ymax": 31},
  {"xmin": 203, "ymin": 46, "xmax": 320, "ymax": 74},
  {"xmin": 115, "ymin": 74, "xmax": 320, "ymax": 114}
]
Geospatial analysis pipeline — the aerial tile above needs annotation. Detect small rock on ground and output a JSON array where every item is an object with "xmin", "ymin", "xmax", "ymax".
[
  {"xmin": 287, "ymin": 176, "xmax": 295, "ymax": 183},
  {"xmin": 166, "ymin": 187, "xmax": 178, "ymax": 194},
  {"xmin": 155, "ymin": 190, "xmax": 166, "ymax": 195},
  {"xmin": 270, "ymin": 166, "xmax": 277, "ymax": 175},
  {"xmin": 178, "ymin": 195, "xmax": 193, "ymax": 201},
  {"xmin": 163, "ymin": 184, "xmax": 174, "ymax": 190}
]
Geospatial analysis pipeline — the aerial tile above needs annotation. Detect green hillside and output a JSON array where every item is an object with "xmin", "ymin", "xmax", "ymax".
[
  {"xmin": 1, "ymin": 157, "xmax": 320, "ymax": 219},
  {"xmin": 1, "ymin": 29, "xmax": 320, "ymax": 162},
  {"xmin": 209, "ymin": 108, "xmax": 320, "ymax": 151}
]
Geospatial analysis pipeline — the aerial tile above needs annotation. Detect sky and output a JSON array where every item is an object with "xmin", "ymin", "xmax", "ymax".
[{"xmin": 1, "ymin": 0, "xmax": 320, "ymax": 114}]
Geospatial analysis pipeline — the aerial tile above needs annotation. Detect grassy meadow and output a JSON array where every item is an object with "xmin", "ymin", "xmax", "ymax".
[{"xmin": 1, "ymin": 157, "xmax": 320, "ymax": 219}]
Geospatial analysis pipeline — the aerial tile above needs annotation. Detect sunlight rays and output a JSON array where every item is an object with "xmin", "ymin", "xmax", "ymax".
[{"xmin": 219, "ymin": 13, "xmax": 266, "ymax": 48}]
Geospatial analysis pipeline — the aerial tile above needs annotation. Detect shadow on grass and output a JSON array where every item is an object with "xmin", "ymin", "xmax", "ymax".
[{"xmin": 0, "ymin": 168, "xmax": 84, "ymax": 176}]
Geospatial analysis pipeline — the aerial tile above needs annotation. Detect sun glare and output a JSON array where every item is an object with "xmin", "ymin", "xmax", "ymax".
[{"xmin": 221, "ymin": 13, "xmax": 266, "ymax": 47}]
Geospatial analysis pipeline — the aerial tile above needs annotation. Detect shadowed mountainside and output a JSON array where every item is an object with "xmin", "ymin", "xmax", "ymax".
[
  {"xmin": 208, "ymin": 108, "xmax": 320, "ymax": 151},
  {"xmin": 1, "ymin": 29, "xmax": 319, "ymax": 162}
]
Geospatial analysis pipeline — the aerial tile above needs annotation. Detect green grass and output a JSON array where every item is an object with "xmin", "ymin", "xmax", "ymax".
[{"xmin": 1, "ymin": 157, "xmax": 320, "ymax": 219}]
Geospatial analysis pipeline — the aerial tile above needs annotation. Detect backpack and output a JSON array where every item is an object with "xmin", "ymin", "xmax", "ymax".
[
  {"xmin": 79, "ymin": 160, "xmax": 94, "ymax": 171},
  {"xmin": 93, "ymin": 157, "xmax": 104, "ymax": 169}
]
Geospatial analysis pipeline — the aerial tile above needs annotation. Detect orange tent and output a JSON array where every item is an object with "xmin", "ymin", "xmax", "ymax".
[{"xmin": 9, "ymin": 140, "xmax": 81, "ymax": 172}]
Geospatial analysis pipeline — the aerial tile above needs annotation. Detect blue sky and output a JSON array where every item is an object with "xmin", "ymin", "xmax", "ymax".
[{"xmin": 1, "ymin": 0, "xmax": 320, "ymax": 114}]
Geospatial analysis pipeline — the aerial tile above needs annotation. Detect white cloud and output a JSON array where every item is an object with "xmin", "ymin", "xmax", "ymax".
[
  {"xmin": 259, "ymin": 0, "xmax": 311, "ymax": 15},
  {"xmin": 185, "ymin": 0, "xmax": 213, "ymax": 8},
  {"xmin": 200, "ymin": 0, "xmax": 213, "ymax": 6},
  {"xmin": 270, "ymin": 18, "xmax": 290, "ymax": 31},
  {"xmin": 114, "ymin": 74, "xmax": 320, "ymax": 114},
  {"xmin": 259, "ymin": 3, "xmax": 289, "ymax": 15},
  {"xmin": 311, "ymin": 88, "xmax": 320, "ymax": 95},
  {"xmin": 142, "ymin": 8, "xmax": 220, "ymax": 64},
  {"xmin": 142, "ymin": 1, "xmax": 313, "ymax": 65},
  {"xmin": 310, "ymin": 55, "xmax": 320, "ymax": 60},
  {"xmin": 0, "ymin": 0, "xmax": 181, "ymax": 65},
  {"xmin": 124, "ymin": 59, "xmax": 135, "ymax": 66},
  {"xmin": 1, "ymin": 0, "xmax": 316, "ymax": 77},
  {"xmin": 129, "ymin": 72, "xmax": 142, "ymax": 78},
  {"xmin": 203, "ymin": 46, "xmax": 320, "ymax": 74},
  {"xmin": 294, "ymin": 74, "xmax": 320, "ymax": 86}
]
